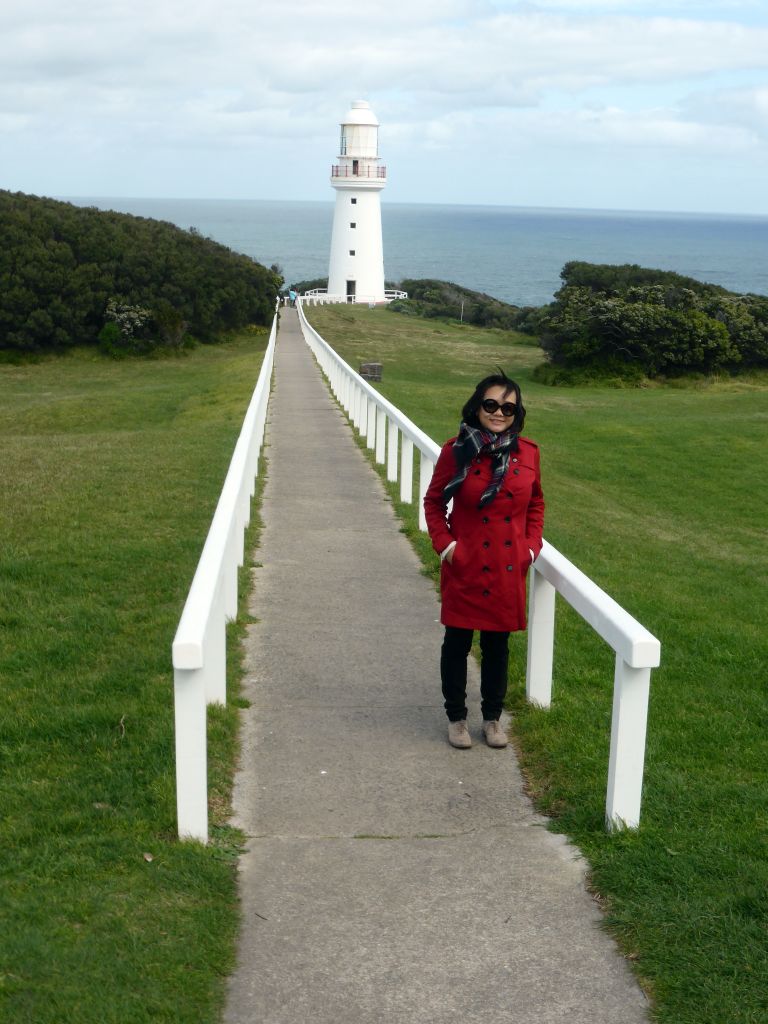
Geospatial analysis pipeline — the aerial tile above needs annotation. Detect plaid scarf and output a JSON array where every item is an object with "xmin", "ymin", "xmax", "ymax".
[{"xmin": 443, "ymin": 423, "xmax": 520, "ymax": 508}]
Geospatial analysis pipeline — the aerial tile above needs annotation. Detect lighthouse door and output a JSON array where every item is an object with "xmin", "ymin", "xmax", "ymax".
[{"xmin": 346, "ymin": 280, "xmax": 356, "ymax": 302}]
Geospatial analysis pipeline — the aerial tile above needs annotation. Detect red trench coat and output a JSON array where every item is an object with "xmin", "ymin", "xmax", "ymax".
[{"xmin": 423, "ymin": 436, "xmax": 545, "ymax": 632}]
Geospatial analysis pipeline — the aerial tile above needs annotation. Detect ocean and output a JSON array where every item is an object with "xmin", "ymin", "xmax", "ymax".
[{"xmin": 67, "ymin": 197, "xmax": 768, "ymax": 308}]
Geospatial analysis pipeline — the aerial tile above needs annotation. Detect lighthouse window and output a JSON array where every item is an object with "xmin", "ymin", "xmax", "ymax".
[
  {"xmin": 350, "ymin": 198, "xmax": 357, "ymax": 205},
  {"xmin": 349, "ymin": 250, "xmax": 355, "ymax": 256},
  {"xmin": 350, "ymin": 222, "xmax": 356, "ymax": 229}
]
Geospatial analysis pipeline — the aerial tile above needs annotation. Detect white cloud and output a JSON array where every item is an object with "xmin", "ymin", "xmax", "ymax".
[
  {"xmin": 523, "ymin": 0, "xmax": 763, "ymax": 12},
  {"xmin": 392, "ymin": 101, "xmax": 760, "ymax": 153},
  {"xmin": 0, "ymin": 0, "xmax": 767, "ymax": 210},
  {"xmin": 681, "ymin": 84, "xmax": 768, "ymax": 139},
  {"xmin": 4, "ymin": 3, "xmax": 766, "ymax": 99}
]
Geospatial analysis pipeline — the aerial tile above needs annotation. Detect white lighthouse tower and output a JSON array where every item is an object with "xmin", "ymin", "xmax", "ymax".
[{"xmin": 327, "ymin": 100, "xmax": 386, "ymax": 304}]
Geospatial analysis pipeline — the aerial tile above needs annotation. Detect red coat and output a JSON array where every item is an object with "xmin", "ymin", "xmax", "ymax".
[{"xmin": 424, "ymin": 436, "xmax": 545, "ymax": 632}]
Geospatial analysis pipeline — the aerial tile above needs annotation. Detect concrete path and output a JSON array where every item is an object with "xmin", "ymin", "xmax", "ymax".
[{"xmin": 224, "ymin": 308, "xmax": 649, "ymax": 1023}]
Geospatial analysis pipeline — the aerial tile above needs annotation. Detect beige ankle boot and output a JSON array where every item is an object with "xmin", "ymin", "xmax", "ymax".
[
  {"xmin": 447, "ymin": 720, "xmax": 472, "ymax": 749},
  {"xmin": 482, "ymin": 719, "xmax": 508, "ymax": 748}
]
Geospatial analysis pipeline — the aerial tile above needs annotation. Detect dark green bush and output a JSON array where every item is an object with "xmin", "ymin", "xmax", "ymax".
[
  {"xmin": 0, "ymin": 190, "xmax": 283, "ymax": 354},
  {"xmin": 387, "ymin": 299, "xmax": 420, "ymax": 316},
  {"xmin": 536, "ymin": 262, "xmax": 768, "ymax": 377},
  {"xmin": 289, "ymin": 277, "xmax": 328, "ymax": 294},
  {"xmin": 391, "ymin": 279, "xmax": 520, "ymax": 330}
]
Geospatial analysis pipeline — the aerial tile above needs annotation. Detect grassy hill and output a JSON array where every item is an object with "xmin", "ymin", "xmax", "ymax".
[
  {"xmin": 3, "ymin": 298, "xmax": 766, "ymax": 1022},
  {"xmin": 0, "ymin": 335, "xmax": 266, "ymax": 1022}
]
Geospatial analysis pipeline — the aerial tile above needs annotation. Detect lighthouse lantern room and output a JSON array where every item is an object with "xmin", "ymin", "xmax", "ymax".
[{"xmin": 327, "ymin": 100, "xmax": 386, "ymax": 304}]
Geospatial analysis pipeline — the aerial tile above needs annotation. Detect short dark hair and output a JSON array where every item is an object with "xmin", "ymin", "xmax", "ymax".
[{"xmin": 462, "ymin": 370, "xmax": 526, "ymax": 432}]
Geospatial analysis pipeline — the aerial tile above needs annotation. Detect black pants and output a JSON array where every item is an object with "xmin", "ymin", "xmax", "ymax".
[{"xmin": 440, "ymin": 626, "xmax": 510, "ymax": 722}]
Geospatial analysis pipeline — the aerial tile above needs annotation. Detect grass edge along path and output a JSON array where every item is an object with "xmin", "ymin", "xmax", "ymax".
[
  {"xmin": 0, "ymin": 335, "xmax": 269, "ymax": 1024},
  {"xmin": 304, "ymin": 304, "xmax": 768, "ymax": 1024}
]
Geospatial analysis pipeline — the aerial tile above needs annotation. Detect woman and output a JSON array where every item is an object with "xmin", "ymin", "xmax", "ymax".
[{"xmin": 424, "ymin": 371, "xmax": 544, "ymax": 749}]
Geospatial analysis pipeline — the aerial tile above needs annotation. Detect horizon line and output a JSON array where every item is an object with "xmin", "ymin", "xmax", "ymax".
[{"xmin": 51, "ymin": 192, "xmax": 768, "ymax": 222}]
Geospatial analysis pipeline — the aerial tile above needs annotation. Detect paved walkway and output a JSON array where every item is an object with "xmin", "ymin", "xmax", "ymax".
[{"xmin": 224, "ymin": 308, "xmax": 649, "ymax": 1023}]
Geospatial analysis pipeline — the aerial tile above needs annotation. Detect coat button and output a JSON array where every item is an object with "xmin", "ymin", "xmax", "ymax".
[
  {"xmin": 513, "ymin": 468, "xmax": 520, "ymax": 475},
  {"xmin": 482, "ymin": 540, "xmax": 490, "ymax": 549},
  {"xmin": 504, "ymin": 516, "xmax": 511, "ymax": 523},
  {"xmin": 504, "ymin": 540, "xmax": 512, "ymax": 547},
  {"xmin": 482, "ymin": 589, "xmax": 491, "ymax": 597},
  {"xmin": 482, "ymin": 565, "xmax": 491, "ymax": 573},
  {"xmin": 506, "ymin": 565, "xmax": 514, "ymax": 571},
  {"xmin": 474, "ymin": 469, "xmax": 481, "ymax": 475},
  {"xmin": 512, "ymin": 457, "xmax": 518, "ymax": 463},
  {"xmin": 482, "ymin": 516, "xmax": 489, "ymax": 524}
]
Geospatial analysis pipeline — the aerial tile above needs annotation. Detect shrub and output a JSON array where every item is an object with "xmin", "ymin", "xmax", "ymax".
[
  {"xmin": 0, "ymin": 190, "xmax": 282, "ymax": 354},
  {"xmin": 392, "ymin": 279, "xmax": 520, "ymax": 330},
  {"xmin": 536, "ymin": 263, "xmax": 767, "ymax": 377}
]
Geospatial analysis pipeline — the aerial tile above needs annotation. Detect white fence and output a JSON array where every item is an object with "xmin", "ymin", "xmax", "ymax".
[
  {"xmin": 298, "ymin": 299, "xmax": 661, "ymax": 830},
  {"xmin": 299, "ymin": 288, "xmax": 408, "ymax": 305},
  {"xmin": 171, "ymin": 306, "xmax": 278, "ymax": 842}
]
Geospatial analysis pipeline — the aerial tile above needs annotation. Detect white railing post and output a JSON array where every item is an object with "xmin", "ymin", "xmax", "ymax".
[
  {"xmin": 418, "ymin": 453, "xmax": 434, "ymax": 532},
  {"xmin": 387, "ymin": 420, "xmax": 399, "ymax": 482},
  {"xmin": 173, "ymin": 667, "xmax": 209, "ymax": 842},
  {"xmin": 349, "ymin": 381, "xmax": 358, "ymax": 426},
  {"xmin": 345, "ymin": 375, "xmax": 353, "ymax": 415},
  {"xmin": 203, "ymin": 598, "xmax": 227, "ymax": 706},
  {"xmin": 366, "ymin": 397, "xmax": 377, "ymax": 449},
  {"xmin": 376, "ymin": 408, "xmax": 387, "ymax": 465},
  {"xmin": 224, "ymin": 529, "xmax": 239, "ymax": 624},
  {"xmin": 525, "ymin": 568, "xmax": 556, "ymax": 707},
  {"xmin": 606, "ymin": 657, "xmax": 651, "ymax": 830},
  {"xmin": 400, "ymin": 438, "xmax": 414, "ymax": 503}
]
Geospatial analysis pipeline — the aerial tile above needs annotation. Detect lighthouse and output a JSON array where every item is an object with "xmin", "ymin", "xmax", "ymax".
[{"xmin": 327, "ymin": 100, "xmax": 386, "ymax": 304}]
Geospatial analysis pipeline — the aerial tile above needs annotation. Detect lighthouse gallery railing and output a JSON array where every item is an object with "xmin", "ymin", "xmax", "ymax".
[
  {"xmin": 331, "ymin": 164, "xmax": 387, "ymax": 179},
  {"xmin": 297, "ymin": 298, "xmax": 661, "ymax": 830}
]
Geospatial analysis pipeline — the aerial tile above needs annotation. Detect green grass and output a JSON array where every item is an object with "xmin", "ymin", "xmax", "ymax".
[
  {"xmin": 0, "ymin": 337, "xmax": 268, "ymax": 1023},
  {"xmin": 305, "ymin": 304, "xmax": 768, "ymax": 1024}
]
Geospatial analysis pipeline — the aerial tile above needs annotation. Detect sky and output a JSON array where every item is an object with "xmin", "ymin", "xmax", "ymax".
[{"xmin": 2, "ymin": 0, "xmax": 768, "ymax": 215}]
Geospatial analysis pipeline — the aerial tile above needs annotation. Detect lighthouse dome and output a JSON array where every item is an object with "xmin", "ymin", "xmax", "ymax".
[
  {"xmin": 338, "ymin": 99, "xmax": 380, "ymax": 160},
  {"xmin": 341, "ymin": 100, "xmax": 380, "ymax": 127}
]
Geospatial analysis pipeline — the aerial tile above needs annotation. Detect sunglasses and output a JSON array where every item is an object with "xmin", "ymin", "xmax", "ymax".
[{"xmin": 481, "ymin": 398, "xmax": 517, "ymax": 417}]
